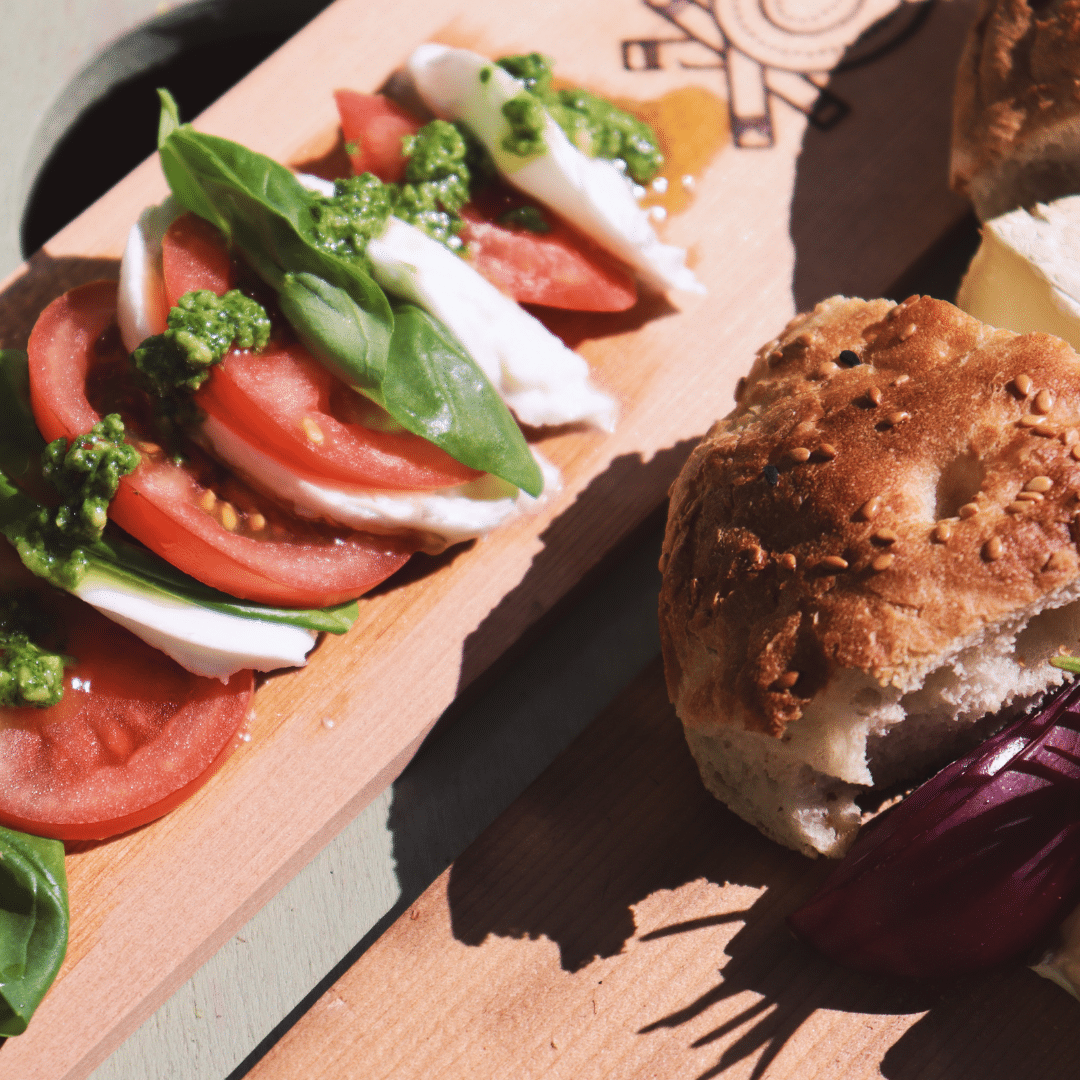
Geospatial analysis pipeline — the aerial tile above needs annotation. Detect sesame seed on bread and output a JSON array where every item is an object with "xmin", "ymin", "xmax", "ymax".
[
  {"xmin": 951, "ymin": 0, "xmax": 1080, "ymax": 220},
  {"xmin": 659, "ymin": 294, "xmax": 1080, "ymax": 857}
]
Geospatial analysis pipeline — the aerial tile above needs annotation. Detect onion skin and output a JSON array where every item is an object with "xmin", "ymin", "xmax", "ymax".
[{"xmin": 787, "ymin": 677, "xmax": 1080, "ymax": 978}]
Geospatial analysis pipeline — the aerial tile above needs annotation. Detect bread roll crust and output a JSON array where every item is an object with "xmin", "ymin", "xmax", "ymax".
[
  {"xmin": 660, "ymin": 295, "xmax": 1080, "ymax": 749},
  {"xmin": 951, "ymin": 0, "xmax": 1080, "ymax": 219}
]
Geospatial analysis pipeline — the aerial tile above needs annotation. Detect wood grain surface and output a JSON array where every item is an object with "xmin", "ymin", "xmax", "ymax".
[
  {"xmin": 248, "ymin": 660, "xmax": 1080, "ymax": 1080},
  {"xmin": 0, "ymin": 0, "xmax": 977, "ymax": 1075}
]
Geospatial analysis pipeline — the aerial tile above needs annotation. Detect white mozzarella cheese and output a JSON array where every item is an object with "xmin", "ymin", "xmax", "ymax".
[
  {"xmin": 73, "ymin": 568, "xmax": 317, "ymax": 681},
  {"xmin": 199, "ymin": 414, "xmax": 558, "ymax": 553},
  {"xmin": 367, "ymin": 217, "xmax": 617, "ymax": 431},
  {"xmin": 956, "ymin": 195, "xmax": 1080, "ymax": 349},
  {"xmin": 117, "ymin": 197, "xmax": 182, "ymax": 353},
  {"xmin": 406, "ymin": 43, "xmax": 704, "ymax": 295}
]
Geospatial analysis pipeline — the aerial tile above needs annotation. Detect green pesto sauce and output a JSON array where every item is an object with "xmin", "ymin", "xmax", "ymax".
[
  {"xmin": 13, "ymin": 415, "xmax": 139, "ymax": 592},
  {"xmin": 500, "ymin": 93, "xmax": 548, "ymax": 160},
  {"xmin": 0, "ymin": 630, "xmax": 66, "ymax": 709},
  {"xmin": 132, "ymin": 289, "xmax": 271, "ymax": 399},
  {"xmin": 309, "ymin": 119, "xmax": 492, "ymax": 257},
  {"xmin": 497, "ymin": 53, "xmax": 664, "ymax": 183},
  {"xmin": 0, "ymin": 593, "xmax": 68, "ymax": 710}
]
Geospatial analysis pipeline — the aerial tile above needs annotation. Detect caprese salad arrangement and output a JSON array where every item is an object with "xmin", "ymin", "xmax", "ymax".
[{"xmin": 0, "ymin": 44, "xmax": 702, "ymax": 1030}]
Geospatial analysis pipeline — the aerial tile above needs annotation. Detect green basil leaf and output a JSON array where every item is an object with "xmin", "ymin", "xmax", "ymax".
[
  {"xmin": 0, "ymin": 827, "xmax": 68, "ymax": 1036},
  {"xmin": 277, "ymin": 272, "xmax": 387, "ymax": 392},
  {"xmin": 0, "ymin": 352, "xmax": 50, "ymax": 504},
  {"xmin": 83, "ymin": 535, "xmax": 360, "ymax": 634},
  {"xmin": 156, "ymin": 87, "xmax": 181, "ymax": 148},
  {"xmin": 156, "ymin": 98, "xmax": 545, "ymax": 495},
  {"xmin": 383, "ymin": 304, "xmax": 543, "ymax": 496}
]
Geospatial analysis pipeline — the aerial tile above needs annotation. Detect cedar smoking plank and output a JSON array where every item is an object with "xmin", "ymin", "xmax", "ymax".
[
  {"xmin": 0, "ymin": 0, "xmax": 977, "ymax": 1075},
  {"xmin": 248, "ymin": 660, "xmax": 1080, "ymax": 1080}
]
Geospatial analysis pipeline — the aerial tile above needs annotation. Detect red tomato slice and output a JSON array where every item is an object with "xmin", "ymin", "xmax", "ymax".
[
  {"xmin": 335, "ymin": 89, "xmax": 419, "ymax": 183},
  {"xmin": 158, "ymin": 211, "xmax": 480, "ymax": 491},
  {"xmin": 332, "ymin": 90, "xmax": 637, "ymax": 311},
  {"xmin": 460, "ymin": 200, "xmax": 637, "ymax": 313},
  {"xmin": 0, "ymin": 546, "xmax": 252, "ymax": 840},
  {"xmin": 162, "ymin": 212, "xmax": 236, "ymax": 307},
  {"xmin": 28, "ymin": 282, "xmax": 414, "ymax": 607},
  {"xmin": 199, "ymin": 346, "xmax": 481, "ymax": 490}
]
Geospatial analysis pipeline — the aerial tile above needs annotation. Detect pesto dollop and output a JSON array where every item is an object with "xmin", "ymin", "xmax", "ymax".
[
  {"xmin": 497, "ymin": 53, "xmax": 664, "ymax": 182},
  {"xmin": 309, "ymin": 119, "xmax": 490, "ymax": 257},
  {"xmin": 0, "ymin": 630, "xmax": 66, "ymax": 709},
  {"xmin": 0, "ymin": 592, "xmax": 67, "ymax": 709},
  {"xmin": 15, "ymin": 415, "xmax": 140, "ymax": 591},
  {"xmin": 132, "ymin": 288, "xmax": 271, "ymax": 398}
]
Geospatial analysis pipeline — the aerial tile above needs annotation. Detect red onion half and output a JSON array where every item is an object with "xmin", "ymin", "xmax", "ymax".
[{"xmin": 788, "ymin": 674, "xmax": 1080, "ymax": 978}]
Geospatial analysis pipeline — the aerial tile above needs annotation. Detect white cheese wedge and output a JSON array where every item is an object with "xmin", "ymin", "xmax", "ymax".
[
  {"xmin": 199, "ymin": 414, "xmax": 558, "ymax": 553},
  {"xmin": 956, "ymin": 195, "xmax": 1080, "ymax": 349},
  {"xmin": 367, "ymin": 216, "xmax": 617, "ymax": 431},
  {"xmin": 73, "ymin": 567, "xmax": 317, "ymax": 681},
  {"xmin": 406, "ymin": 43, "xmax": 704, "ymax": 295}
]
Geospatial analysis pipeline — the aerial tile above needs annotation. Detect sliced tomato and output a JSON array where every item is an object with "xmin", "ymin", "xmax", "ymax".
[
  {"xmin": 0, "ymin": 546, "xmax": 252, "ymax": 841},
  {"xmin": 199, "ymin": 346, "xmax": 481, "ymax": 490},
  {"xmin": 332, "ymin": 90, "xmax": 637, "ymax": 311},
  {"xmin": 28, "ymin": 282, "xmax": 414, "ymax": 607},
  {"xmin": 335, "ymin": 89, "xmax": 420, "ymax": 183},
  {"xmin": 158, "ymin": 212, "xmax": 480, "ymax": 491},
  {"xmin": 460, "ymin": 199, "xmax": 637, "ymax": 312},
  {"xmin": 162, "ymin": 212, "xmax": 236, "ymax": 306}
]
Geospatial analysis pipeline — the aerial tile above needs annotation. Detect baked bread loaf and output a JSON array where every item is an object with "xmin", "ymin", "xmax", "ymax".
[
  {"xmin": 659, "ymin": 294, "xmax": 1080, "ymax": 857},
  {"xmin": 951, "ymin": 0, "xmax": 1080, "ymax": 220}
]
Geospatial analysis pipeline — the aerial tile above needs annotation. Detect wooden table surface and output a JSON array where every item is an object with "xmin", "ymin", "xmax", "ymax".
[{"xmin": 0, "ymin": 1, "xmax": 1042, "ymax": 1077}]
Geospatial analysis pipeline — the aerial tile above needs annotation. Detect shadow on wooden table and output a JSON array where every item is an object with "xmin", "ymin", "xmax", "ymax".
[
  {"xmin": 439, "ymin": 659, "xmax": 1080, "ymax": 1079},
  {"xmin": 0, "ymin": 253, "xmax": 120, "ymax": 350}
]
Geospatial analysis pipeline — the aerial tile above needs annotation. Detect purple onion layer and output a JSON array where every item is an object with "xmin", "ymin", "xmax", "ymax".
[{"xmin": 787, "ymin": 676, "xmax": 1080, "ymax": 978}]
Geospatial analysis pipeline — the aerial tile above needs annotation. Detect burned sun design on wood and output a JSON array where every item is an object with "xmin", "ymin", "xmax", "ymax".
[{"xmin": 622, "ymin": 0, "xmax": 935, "ymax": 148}]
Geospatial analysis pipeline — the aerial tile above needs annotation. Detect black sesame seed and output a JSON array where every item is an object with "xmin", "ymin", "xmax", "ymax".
[
  {"xmin": 837, "ymin": 350, "xmax": 861, "ymax": 367},
  {"xmin": 763, "ymin": 465, "xmax": 780, "ymax": 486}
]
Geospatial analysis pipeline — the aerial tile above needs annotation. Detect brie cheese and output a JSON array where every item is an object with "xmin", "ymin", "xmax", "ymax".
[{"xmin": 956, "ymin": 195, "xmax": 1080, "ymax": 350}]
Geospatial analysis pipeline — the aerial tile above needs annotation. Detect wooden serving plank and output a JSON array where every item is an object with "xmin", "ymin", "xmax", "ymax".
[
  {"xmin": 246, "ymin": 659, "xmax": 1080, "ymax": 1080},
  {"xmin": 0, "ymin": 0, "xmax": 975, "ymax": 1075}
]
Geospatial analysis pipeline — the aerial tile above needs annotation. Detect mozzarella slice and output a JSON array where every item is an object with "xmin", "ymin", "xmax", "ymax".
[
  {"xmin": 406, "ymin": 43, "xmax": 704, "ymax": 295},
  {"xmin": 956, "ymin": 195, "xmax": 1080, "ymax": 349},
  {"xmin": 73, "ymin": 567, "xmax": 317, "ymax": 680},
  {"xmin": 117, "ymin": 197, "xmax": 182, "ymax": 352},
  {"xmin": 200, "ymin": 414, "xmax": 558, "ymax": 553},
  {"xmin": 367, "ymin": 217, "xmax": 617, "ymax": 431}
]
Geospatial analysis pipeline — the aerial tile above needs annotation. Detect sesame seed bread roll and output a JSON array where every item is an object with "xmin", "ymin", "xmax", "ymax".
[
  {"xmin": 951, "ymin": 0, "xmax": 1080, "ymax": 220},
  {"xmin": 659, "ymin": 294, "xmax": 1080, "ymax": 857}
]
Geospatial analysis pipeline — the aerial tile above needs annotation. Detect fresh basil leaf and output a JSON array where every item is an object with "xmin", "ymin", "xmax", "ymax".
[
  {"xmin": 383, "ymin": 304, "xmax": 543, "ymax": 496},
  {"xmin": 277, "ymin": 272, "xmax": 387, "ymax": 393},
  {"xmin": 84, "ymin": 535, "xmax": 359, "ymax": 634},
  {"xmin": 156, "ymin": 98, "xmax": 547, "ymax": 495},
  {"xmin": 0, "ymin": 352, "xmax": 50, "ymax": 504},
  {"xmin": 0, "ymin": 827, "xmax": 67, "ymax": 1037},
  {"xmin": 156, "ymin": 87, "xmax": 181, "ymax": 147}
]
